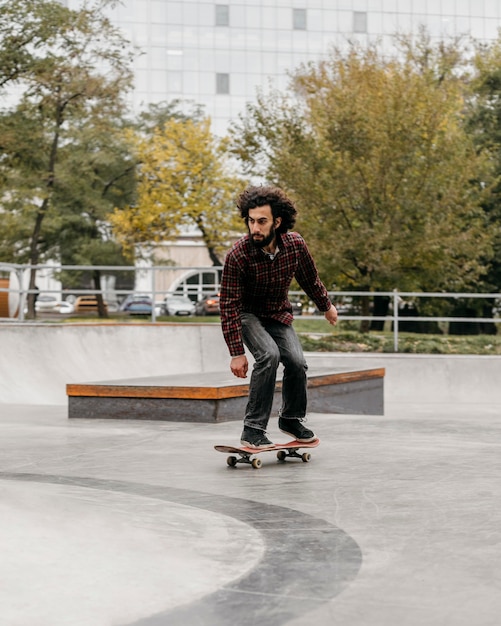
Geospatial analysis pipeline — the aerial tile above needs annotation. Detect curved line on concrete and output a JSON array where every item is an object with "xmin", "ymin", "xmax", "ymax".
[{"xmin": 0, "ymin": 472, "xmax": 362, "ymax": 626}]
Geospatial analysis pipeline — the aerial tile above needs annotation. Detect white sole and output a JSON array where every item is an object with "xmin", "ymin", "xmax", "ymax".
[{"xmin": 279, "ymin": 429, "xmax": 316, "ymax": 443}]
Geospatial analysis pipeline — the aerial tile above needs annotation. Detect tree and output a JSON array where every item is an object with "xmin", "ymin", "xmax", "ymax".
[
  {"xmin": 230, "ymin": 36, "xmax": 495, "ymax": 329},
  {"xmin": 110, "ymin": 117, "xmax": 244, "ymax": 266},
  {"xmin": 135, "ymin": 99, "xmax": 206, "ymax": 132},
  {"xmin": 53, "ymin": 117, "xmax": 138, "ymax": 316},
  {"xmin": 0, "ymin": 0, "xmax": 67, "ymax": 88},
  {"xmin": 461, "ymin": 37, "xmax": 501, "ymax": 332},
  {"xmin": 0, "ymin": 0, "xmax": 134, "ymax": 317}
]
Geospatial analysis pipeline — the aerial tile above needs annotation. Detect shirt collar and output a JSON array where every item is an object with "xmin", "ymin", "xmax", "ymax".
[{"xmin": 262, "ymin": 245, "xmax": 279, "ymax": 260}]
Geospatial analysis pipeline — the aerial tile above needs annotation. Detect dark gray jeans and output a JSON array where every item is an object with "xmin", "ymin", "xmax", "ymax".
[{"xmin": 241, "ymin": 313, "xmax": 308, "ymax": 431}]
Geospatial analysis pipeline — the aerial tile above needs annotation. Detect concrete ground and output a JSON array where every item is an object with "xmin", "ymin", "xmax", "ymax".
[{"xmin": 1, "ymin": 398, "xmax": 500, "ymax": 626}]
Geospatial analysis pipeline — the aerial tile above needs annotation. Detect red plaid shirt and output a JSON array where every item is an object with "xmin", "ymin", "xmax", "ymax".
[{"xmin": 220, "ymin": 231, "xmax": 332, "ymax": 356}]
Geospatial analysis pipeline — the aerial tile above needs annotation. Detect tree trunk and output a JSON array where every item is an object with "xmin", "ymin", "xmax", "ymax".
[
  {"xmin": 25, "ymin": 202, "xmax": 47, "ymax": 319},
  {"xmin": 26, "ymin": 103, "xmax": 63, "ymax": 318},
  {"xmin": 359, "ymin": 297, "xmax": 371, "ymax": 333},
  {"xmin": 370, "ymin": 295, "xmax": 390, "ymax": 330},
  {"xmin": 195, "ymin": 218, "xmax": 223, "ymax": 266},
  {"xmin": 479, "ymin": 300, "xmax": 497, "ymax": 335}
]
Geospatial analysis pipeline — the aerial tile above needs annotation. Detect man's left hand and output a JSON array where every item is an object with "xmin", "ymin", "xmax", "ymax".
[{"xmin": 325, "ymin": 305, "xmax": 338, "ymax": 326}]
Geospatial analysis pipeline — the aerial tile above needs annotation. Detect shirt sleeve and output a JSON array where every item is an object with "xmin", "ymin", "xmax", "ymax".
[
  {"xmin": 220, "ymin": 251, "xmax": 246, "ymax": 357},
  {"xmin": 294, "ymin": 238, "xmax": 332, "ymax": 312}
]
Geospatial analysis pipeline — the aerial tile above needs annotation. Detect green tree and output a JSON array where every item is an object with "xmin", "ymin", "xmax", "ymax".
[
  {"xmin": 0, "ymin": 0, "xmax": 67, "ymax": 88},
  {"xmin": 135, "ymin": 99, "xmax": 206, "ymax": 132},
  {"xmin": 0, "ymin": 0, "xmax": 134, "ymax": 317},
  {"xmin": 230, "ymin": 37, "xmax": 495, "ymax": 328},
  {"xmin": 463, "ymin": 37, "xmax": 501, "ymax": 331},
  {"xmin": 53, "ymin": 118, "xmax": 137, "ymax": 317},
  {"xmin": 110, "ymin": 117, "xmax": 244, "ymax": 266}
]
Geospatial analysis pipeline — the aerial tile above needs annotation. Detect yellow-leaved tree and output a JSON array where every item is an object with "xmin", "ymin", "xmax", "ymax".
[{"xmin": 110, "ymin": 117, "xmax": 244, "ymax": 265}]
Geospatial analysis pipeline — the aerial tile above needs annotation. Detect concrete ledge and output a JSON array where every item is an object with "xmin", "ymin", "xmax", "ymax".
[{"xmin": 67, "ymin": 367, "xmax": 385, "ymax": 422}]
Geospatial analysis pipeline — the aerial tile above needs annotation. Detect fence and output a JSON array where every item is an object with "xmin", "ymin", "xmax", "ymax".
[{"xmin": 1, "ymin": 263, "xmax": 500, "ymax": 352}]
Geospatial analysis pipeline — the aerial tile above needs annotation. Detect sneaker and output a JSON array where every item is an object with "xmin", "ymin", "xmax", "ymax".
[
  {"xmin": 278, "ymin": 417, "xmax": 316, "ymax": 443},
  {"xmin": 240, "ymin": 427, "xmax": 274, "ymax": 449}
]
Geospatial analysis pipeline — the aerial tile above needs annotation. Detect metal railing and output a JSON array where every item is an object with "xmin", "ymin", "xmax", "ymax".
[
  {"xmin": 327, "ymin": 290, "xmax": 501, "ymax": 352},
  {"xmin": 1, "ymin": 263, "xmax": 500, "ymax": 351}
]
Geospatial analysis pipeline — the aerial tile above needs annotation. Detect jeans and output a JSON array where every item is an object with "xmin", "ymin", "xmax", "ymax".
[{"xmin": 241, "ymin": 313, "xmax": 308, "ymax": 431}]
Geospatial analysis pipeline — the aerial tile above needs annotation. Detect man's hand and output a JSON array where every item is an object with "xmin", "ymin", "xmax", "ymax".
[
  {"xmin": 324, "ymin": 304, "xmax": 338, "ymax": 326},
  {"xmin": 230, "ymin": 354, "xmax": 249, "ymax": 378}
]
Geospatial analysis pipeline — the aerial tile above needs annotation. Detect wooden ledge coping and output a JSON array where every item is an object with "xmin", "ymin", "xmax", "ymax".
[{"xmin": 67, "ymin": 367, "xmax": 385, "ymax": 401}]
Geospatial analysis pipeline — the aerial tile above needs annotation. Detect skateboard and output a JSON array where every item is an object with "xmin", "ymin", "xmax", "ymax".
[{"xmin": 214, "ymin": 438, "xmax": 320, "ymax": 469}]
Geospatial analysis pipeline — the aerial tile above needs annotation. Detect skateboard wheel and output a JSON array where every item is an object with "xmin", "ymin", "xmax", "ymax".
[
  {"xmin": 251, "ymin": 458, "xmax": 262, "ymax": 469},
  {"xmin": 301, "ymin": 452, "xmax": 311, "ymax": 463},
  {"xmin": 277, "ymin": 450, "xmax": 287, "ymax": 461},
  {"xmin": 227, "ymin": 456, "xmax": 237, "ymax": 467}
]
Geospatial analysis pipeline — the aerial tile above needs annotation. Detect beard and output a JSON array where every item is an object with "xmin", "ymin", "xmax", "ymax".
[{"xmin": 250, "ymin": 227, "xmax": 275, "ymax": 249}]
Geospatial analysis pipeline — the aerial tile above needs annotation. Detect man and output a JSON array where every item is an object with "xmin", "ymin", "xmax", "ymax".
[{"xmin": 220, "ymin": 185, "xmax": 338, "ymax": 449}]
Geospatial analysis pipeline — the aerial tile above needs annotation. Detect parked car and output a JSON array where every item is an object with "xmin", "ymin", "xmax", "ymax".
[
  {"xmin": 162, "ymin": 295, "xmax": 196, "ymax": 316},
  {"xmin": 120, "ymin": 294, "xmax": 153, "ymax": 316},
  {"xmin": 35, "ymin": 294, "xmax": 61, "ymax": 312},
  {"xmin": 195, "ymin": 293, "xmax": 220, "ymax": 316},
  {"xmin": 74, "ymin": 295, "xmax": 108, "ymax": 313},
  {"xmin": 56, "ymin": 300, "xmax": 75, "ymax": 315},
  {"xmin": 26, "ymin": 295, "xmax": 74, "ymax": 315}
]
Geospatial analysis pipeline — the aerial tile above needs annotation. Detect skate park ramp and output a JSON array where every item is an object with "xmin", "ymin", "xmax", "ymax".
[
  {"xmin": 1, "ymin": 323, "xmax": 500, "ymax": 406},
  {"xmin": 1, "ymin": 323, "xmax": 501, "ymax": 625}
]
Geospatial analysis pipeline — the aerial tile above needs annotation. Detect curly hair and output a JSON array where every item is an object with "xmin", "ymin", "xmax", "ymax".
[{"xmin": 236, "ymin": 185, "xmax": 297, "ymax": 234}]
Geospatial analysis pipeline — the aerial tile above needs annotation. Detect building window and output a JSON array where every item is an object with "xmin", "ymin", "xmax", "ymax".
[
  {"xmin": 216, "ymin": 73, "xmax": 230, "ymax": 94},
  {"xmin": 353, "ymin": 11, "xmax": 367, "ymax": 33},
  {"xmin": 293, "ymin": 8, "xmax": 307, "ymax": 31},
  {"xmin": 170, "ymin": 269, "xmax": 222, "ymax": 302},
  {"xmin": 215, "ymin": 4, "xmax": 229, "ymax": 27}
]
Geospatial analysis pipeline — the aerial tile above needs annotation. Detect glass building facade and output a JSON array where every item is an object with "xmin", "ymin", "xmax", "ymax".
[{"xmin": 63, "ymin": 1, "xmax": 501, "ymax": 135}]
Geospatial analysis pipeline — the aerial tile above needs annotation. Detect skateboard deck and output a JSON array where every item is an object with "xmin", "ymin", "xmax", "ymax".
[{"xmin": 214, "ymin": 438, "xmax": 320, "ymax": 469}]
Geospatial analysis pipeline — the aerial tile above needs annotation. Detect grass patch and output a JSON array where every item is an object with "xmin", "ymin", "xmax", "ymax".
[{"xmin": 296, "ymin": 327, "xmax": 501, "ymax": 354}]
